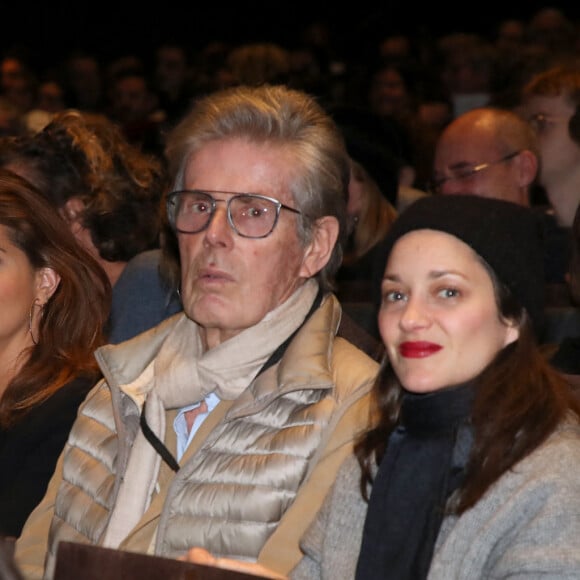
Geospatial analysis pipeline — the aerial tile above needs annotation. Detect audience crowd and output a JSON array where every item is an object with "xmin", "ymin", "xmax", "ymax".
[{"xmin": 0, "ymin": 7, "xmax": 577, "ymax": 166}]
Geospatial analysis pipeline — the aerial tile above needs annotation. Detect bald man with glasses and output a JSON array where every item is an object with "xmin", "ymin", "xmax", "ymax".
[{"xmin": 430, "ymin": 106, "xmax": 539, "ymax": 206}]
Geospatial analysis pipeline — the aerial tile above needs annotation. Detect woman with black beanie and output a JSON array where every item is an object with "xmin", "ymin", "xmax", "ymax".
[
  {"xmin": 290, "ymin": 194, "xmax": 580, "ymax": 579},
  {"xmin": 182, "ymin": 194, "xmax": 580, "ymax": 579}
]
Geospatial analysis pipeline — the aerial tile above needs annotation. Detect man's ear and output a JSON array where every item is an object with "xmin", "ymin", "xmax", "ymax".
[
  {"xmin": 516, "ymin": 150, "xmax": 539, "ymax": 189},
  {"xmin": 299, "ymin": 216, "xmax": 339, "ymax": 278},
  {"xmin": 35, "ymin": 267, "xmax": 61, "ymax": 305}
]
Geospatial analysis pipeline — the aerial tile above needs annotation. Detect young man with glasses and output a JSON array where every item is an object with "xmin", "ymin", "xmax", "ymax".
[
  {"xmin": 522, "ymin": 64, "xmax": 580, "ymax": 230},
  {"xmin": 15, "ymin": 85, "xmax": 379, "ymax": 579},
  {"xmin": 520, "ymin": 64, "xmax": 580, "ymax": 347}
]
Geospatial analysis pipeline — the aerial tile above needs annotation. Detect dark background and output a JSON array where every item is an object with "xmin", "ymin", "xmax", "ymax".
[{"xmin": 3, "ymin": 1, "xmax": 579, "ymax": 72}]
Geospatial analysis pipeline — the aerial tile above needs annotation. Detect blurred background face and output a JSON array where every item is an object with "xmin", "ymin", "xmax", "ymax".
[
  {"xmin": 368, "ymin": 66, "xmax": 410, "ymax": 118},
  {"xmin": 155, "ymin": 46, "xmax": 188, "ymax": 94},
  {"xmin": 0, "ymin": 57, "xmax": 35, "ymax": 113},
  {"xmin": 379, "ymin": 230, "xmax": 518, "ymax": 393},
  {"xmin": 177, "ymin": 138, "xmax": 312, "ymax": 349},
  {"xmin": 67, "ymin": 56, "xmax": 103, "ymax": 109},
  {"xmin": 524, "ymin": 94, "xmax": 579, "ymax": 189},
  {"xmin": 523, "ymin": 93, "xmax": 580, "ymax": 227},
  {"xmin": 110, "ymin": 75, "xmax": 156, "ymax": 123},
  {"xmin": 37, "ymin": 80, "xmax": 66, "ymax": 113}
]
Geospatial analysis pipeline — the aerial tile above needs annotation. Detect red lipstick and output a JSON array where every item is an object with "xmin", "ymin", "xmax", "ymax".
[{"xmin": 399, "ymin": 341, "xmax": 442, "ymax": 358}]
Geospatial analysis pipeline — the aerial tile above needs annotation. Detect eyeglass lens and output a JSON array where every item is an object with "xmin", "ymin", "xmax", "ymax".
[{"xmin": 171, "ymin": 191, "xmax": 280, "ymax": 238}]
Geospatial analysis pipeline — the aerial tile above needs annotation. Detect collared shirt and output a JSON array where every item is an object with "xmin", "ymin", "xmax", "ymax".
[{"xmin": 173, "ymin": 392, "xmax": 220, "ymax": 461}]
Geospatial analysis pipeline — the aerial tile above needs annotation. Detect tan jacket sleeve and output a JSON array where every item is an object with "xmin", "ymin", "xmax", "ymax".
[{"xmin": 258, "ymin": 379, "xmax": 374, "ymax": 575}]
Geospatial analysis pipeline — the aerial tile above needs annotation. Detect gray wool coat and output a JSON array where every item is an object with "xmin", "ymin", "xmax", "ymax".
[{"xmin": 291, "ymin": 420, "xmax": 580, "ymax": 579}]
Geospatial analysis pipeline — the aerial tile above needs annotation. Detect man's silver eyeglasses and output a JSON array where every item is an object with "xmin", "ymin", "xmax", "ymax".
[
  {"xmin": 428, "ymin": 150, "xmax": 521, "ymax": 194},
  {"xmin": 166, "ymin": 190, "xmax": 302, "ymax": 239}
]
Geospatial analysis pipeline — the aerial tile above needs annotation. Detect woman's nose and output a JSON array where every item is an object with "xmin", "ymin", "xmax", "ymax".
[{"xmin": 398, "ymin": 295, "xmax": 431, "ymax": 331}]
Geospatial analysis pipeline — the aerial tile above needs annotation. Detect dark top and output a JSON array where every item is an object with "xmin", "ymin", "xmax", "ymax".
[
  {"xmin": 355, "ymin": 383, "xmax": 474, "ymax": 580},
  {"xmin": 336, "ymin": 237, "xmax": 391, "ymax": 341},
  {"xmin": 551, "ymin": 336, "xmax": 580, "ymax": 375},
  {"xmin": 537, "ymin": 209, "xmax": 572, "ymax": 286},
  {"xmin": 337, "ymin": 240, "xmax": 388, "ymax": 303},
  {"xmin": 0, "ymin": 374, "xmax": 97, "ymax": 537}
]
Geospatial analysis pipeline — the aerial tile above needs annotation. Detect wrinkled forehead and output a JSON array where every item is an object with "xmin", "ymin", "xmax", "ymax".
[{"xmin": 181, "ymin": 138, "xmax": 299, "ymax": 204}]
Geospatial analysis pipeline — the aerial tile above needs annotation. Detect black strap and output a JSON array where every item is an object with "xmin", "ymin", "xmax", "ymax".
[
  {"xmin": 139, "ymin": 289, "xmax": 324, "ymax": 473},
  {"xmin": 140, "ymin": 402, "xmax": 181, "ymax": 472}
]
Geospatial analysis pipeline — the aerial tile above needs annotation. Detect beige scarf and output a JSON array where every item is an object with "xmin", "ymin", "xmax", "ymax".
[{"xmin": 102, "ymin": 279, "xmax": 320, "ymax": 548}]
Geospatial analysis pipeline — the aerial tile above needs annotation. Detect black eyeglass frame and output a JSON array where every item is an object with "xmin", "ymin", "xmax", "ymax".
[{"xmin": 166, "ymin": 189, "xmax": 302, "ymax": 239}]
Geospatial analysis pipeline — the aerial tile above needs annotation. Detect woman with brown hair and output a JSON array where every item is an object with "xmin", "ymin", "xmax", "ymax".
[
  {"xmin": 290, "ymin": 194, "xmax": 580, "ymax": 578},
  {"xmin": 0, "ymin": 109, "xmax": 180, "ymax": 343},
  {"xmin": 0, "ymin": 169, "xmax": 110, "ymax": 538}
]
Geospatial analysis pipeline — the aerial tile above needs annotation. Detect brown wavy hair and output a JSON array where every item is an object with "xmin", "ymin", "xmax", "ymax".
[
  {"xmin": 0, "ymin": 170, "xmax": 111, "ymax": 427},
  {"xmin": 356, "ymin": 263, "xmax": 580, "ymax": 513},
  {"xmin": 0, "ymin": 109, "xmax": 167, "ymax": 262}
]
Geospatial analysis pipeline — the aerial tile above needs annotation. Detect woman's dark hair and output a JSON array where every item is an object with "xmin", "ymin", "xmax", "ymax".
[
  {"xmin": 0, "ymin": 170, "xmax": 111, "ymax": 427},
  {"xmin": 356, "ymin": 259, "xmax": 580, "ymax": 513},
  {"xmin": 568, "ymin": 203, "xmax": 580, "ymax": 306}
]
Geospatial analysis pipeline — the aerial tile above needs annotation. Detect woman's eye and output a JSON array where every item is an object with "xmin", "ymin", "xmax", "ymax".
[
  {"xmin": 437, "ymin": 288, "xmax": 460, "ymax": 299},
  {"xmin": 384, "ymin": 290, "xmax": 405, "ymax": 303}
]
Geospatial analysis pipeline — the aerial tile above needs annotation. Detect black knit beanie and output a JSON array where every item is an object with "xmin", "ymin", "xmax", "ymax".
[{"xmin": 381, "ymin": 194, "xmax": 546, "ymax": 334}]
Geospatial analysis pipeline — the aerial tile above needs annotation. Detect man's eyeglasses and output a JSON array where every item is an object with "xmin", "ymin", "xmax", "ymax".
[
  {"xmin": 166, "ymin": 190, "xmax": 302, "ymax": 239},
  {"xmin": 528, "ymin": 112, "xmax": 570, "ymax": 134},
  {"xmin": 428, "ymin": 151, "xmax": 521, "ymax": 194}
]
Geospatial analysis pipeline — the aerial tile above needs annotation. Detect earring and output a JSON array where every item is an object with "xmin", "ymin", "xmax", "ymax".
[{"xmin": 29, "ymin": 299, "xmax": 42, "ymax": 345}]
